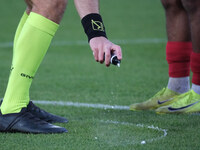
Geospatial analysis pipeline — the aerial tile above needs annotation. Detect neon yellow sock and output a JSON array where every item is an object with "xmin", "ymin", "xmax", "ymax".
[
  {"xmin": 10, "ymin": 11, "xmax": 29, "ymax": 74},
  {"xmin": 1, "ymin": 12, "xmax": 59, "ymax": 114},
  {"xmin": 14, "ymin": 11, "xmax": 28, "ymax": 50}
]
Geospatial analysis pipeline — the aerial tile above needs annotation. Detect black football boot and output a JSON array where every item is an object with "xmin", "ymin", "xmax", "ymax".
[
  {"xmin": 0, "ymin": 100, "xmax": 68, "ymax": 123},
  {"xmin": 0, "ymin": 108, "xmax": 67, "ymax": 134}
]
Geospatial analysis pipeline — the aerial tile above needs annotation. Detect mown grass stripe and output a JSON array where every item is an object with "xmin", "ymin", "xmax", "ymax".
[{"xmin": 0, "ymin": 38, "xmax": 166, "ymax": 48}]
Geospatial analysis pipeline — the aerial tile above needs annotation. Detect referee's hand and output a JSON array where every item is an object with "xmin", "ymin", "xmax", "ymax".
[{"xmin": 89, "ymin": 37, "xmax": 122, "ymax": 67}]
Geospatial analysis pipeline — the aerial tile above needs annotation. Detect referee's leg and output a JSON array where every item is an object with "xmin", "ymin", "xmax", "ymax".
[{"xmin": 0, "ymin": 0, "xmax": 68, "ymax": 133}]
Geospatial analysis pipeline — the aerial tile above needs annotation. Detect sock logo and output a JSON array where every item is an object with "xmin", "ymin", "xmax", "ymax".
[
  {"xmin": 10, "ymin": 66, "xmax": 14, "ymax": 72},
  {"xmin": 9, "ymin": 66, "xmax": 14, "ymax": 77},
  {"xmin": 91, "ymin": 20, "xmax": 104, "ymax": 31},
  {"xmin": 21, "ymin": 73, "xmax": 34, "ymax": 79}
]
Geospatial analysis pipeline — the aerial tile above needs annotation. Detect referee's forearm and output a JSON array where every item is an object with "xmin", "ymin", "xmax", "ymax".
[{"xmin": 74, "ymin": 0, "xmax": 99, "ymax": 19}]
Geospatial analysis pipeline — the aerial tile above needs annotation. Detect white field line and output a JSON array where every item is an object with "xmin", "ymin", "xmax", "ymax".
[
  {"xmin": 33, "ymin": 100, "xmax": 130, "ymax": 110},
  {"xmin": 101, "ymin": 120, "xmax": 167, "ymax": 145},
  {"xmin": 0, "ymin": 38, "xmax": 166, "ymax": 48}
]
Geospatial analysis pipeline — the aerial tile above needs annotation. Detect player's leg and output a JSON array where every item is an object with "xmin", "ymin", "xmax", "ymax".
[
  {"xmin": 130, "ymin": 0, "xmax": 191, "ymax": 111},
  {"xmin": 164, "ymin": 0, "xmax": 192, "ymax": 94},
  {"xmin": 0, "ymin": 0, "xmax": 68, "ymax": 133},
  {"xmin": 181, "ymin": 0, "xmax": 200, "ymax": 94},
  {"xmin": 156, "ymin": 0, "xmax": 200, "ymax": 114}
]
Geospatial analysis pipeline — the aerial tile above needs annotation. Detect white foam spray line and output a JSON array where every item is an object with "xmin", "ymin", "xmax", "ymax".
[
  {"xmin": 0, "ymin": 38, "xmax": 166, "ymax": 48},
  {"xmin": 34, "ymin": 100, "xmax": 168, "ymax": 145},
  {"xmin": 33, "ymin": 100, "xmax": 130, "ymax": 110},
  {"xmin": 101, "ymin": 120, "xmax": 168, "ymax": 145}
]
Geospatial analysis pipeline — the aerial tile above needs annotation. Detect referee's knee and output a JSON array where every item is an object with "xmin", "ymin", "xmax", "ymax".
[
  {"xmin": 31, "ymin": 0, "xmax": 68, "ymax": 23},
  {"xmin": 41, "ymin": 0, "xmax": 68, "ymax": 14},
  {"xmin": 53, "ymin": 0, "xmax": 68, "ymax": 13}
]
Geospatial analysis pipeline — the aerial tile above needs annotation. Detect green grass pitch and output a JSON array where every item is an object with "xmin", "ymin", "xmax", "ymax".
[{"xmin": 0, "ymin": 0, "xmax": 200, "ymax": 150}]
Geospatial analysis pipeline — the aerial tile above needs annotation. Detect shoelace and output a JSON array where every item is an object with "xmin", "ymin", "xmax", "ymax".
[
  {"xmin": 151, "ymin": 88, "xmax": 166, "ymax": 99},
  {"xmin": 28, "ymin": 102, "xmax": 53, "ymax": 121},
  {"xmin": 26, "ymin": 113, "xmax": 49, "ymax": 125},
  {"xmin": 186, "ymin": 90, "xmax": 200, "ymax": 104},
  {"xmin": 172, "ymin": 91, "xmax": 193, "ymax": 106}
]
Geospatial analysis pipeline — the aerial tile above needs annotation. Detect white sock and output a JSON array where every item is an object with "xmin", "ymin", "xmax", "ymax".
[
  {"xmin": 192, "ymin": 84, "xmax": 200, "ymax": 95},
  {"xmin": 167, "ymin": 77, "xmax": 190, "ymax": 94}
]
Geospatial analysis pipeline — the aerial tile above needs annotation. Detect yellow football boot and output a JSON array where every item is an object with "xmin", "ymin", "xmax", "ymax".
[
  {"xmin": 156, "ymin": 90, "xmax": 200, "ymax": 114},
  {"xmin": 130, "ymin": 88, "xmax": 179, "ymax": 111}
]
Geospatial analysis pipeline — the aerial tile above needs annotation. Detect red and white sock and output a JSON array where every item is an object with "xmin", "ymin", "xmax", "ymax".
[
  {"xmin": 166, "ymin": 42, "xmax": 192, "ymax": 93},
  {"xmin": 191, "ymin": 52, "xmax": 200, "ymax": 95}
]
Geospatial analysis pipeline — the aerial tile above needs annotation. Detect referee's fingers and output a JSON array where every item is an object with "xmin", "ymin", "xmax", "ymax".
[
  {"xmin": 112, "ymin": 45, "xmax": 122, "ymax": 60},
  {"xmin": 98, "ymin": 45, "xmax": 104, "ymax": 63},
  {"xmin": 104, "ymin": 47, "xmax": 111, "ymax": 67},
  {"xmin": 92, "ymin": 48, "xmax": 99, "ymax": 62}
]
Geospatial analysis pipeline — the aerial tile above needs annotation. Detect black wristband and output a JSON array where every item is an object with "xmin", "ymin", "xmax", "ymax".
[{"xmin": 81, "ymin": 13, "xmax": 107, "ymax": 42}]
